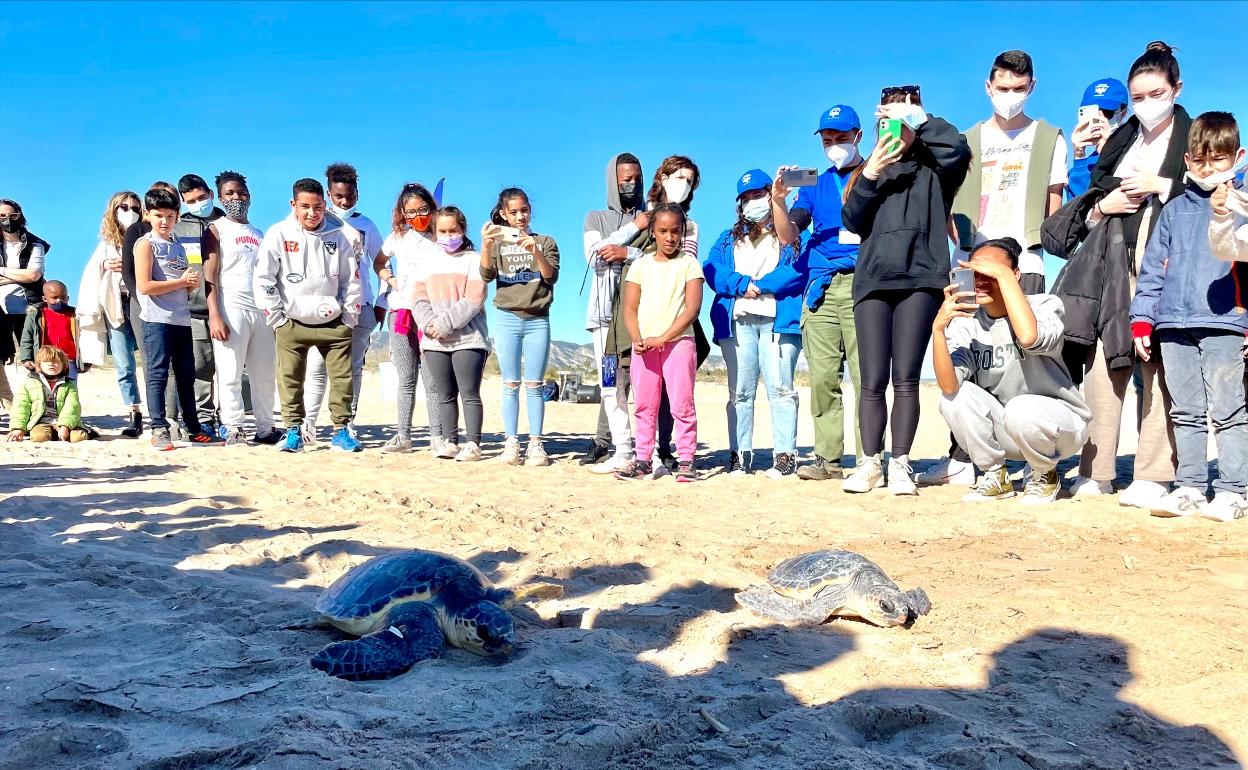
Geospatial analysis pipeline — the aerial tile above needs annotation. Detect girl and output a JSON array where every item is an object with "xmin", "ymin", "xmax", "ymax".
[
  {"xmin": 1, "ymin": 198, "xmax": 49, "ymax": 411},
  {"xmin": 616, "ymin": 204, "xmax": 704, "ymax": 482},
  {"xmin": 410, "ymin": 206, "xmax": 489, "ymax": 462},
  {"xmin": 6, "ymin": 345, "xmax": 89, "ymax": 443},
  {"xmin": 840, "ymin": 86, "xmax": 972, "ymax": 495},
  {"xmin": 78, "ymin": 191, "xmax": 145, "ymax": 438},
  {"xmin": 376, "ymin": 183, "xmax": 444, "ymax": 453},
  {"xmin": 703, "ymin": 170, "xmax": 805, "ymax": 479},
  {"xmin": 479, "ymin": 187, "xmax": 560, "ymax": 466}
]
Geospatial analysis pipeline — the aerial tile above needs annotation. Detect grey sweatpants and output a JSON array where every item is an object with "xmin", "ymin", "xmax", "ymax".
[
  {"xmin": 939, "ymin": 381, "xmax": 1088, "ymax": 473},
  {"xmin": 164, "ymin": 317, "xmax": 217, "ymax": 427},
  {"xmin": 305, "ymin": 306, "xmax": 372, "ymax": 429}
]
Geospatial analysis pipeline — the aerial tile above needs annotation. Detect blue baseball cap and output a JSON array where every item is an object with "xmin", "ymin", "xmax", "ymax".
[
  {"xmin": 736, "ymin": 169, "xmax": 772, "ymax": 197},
  {"xmin": 815, "ymin": 105, "xmax": 861, "ymax": 134},
  {"xmin": 1081, "ymin": 78, "xmax": 1128, "ymax": 111}
]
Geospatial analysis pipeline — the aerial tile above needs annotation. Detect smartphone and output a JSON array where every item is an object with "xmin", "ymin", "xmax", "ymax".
[
  {"xmin": 498, "ymin": 226, "xmax": 523, "ymax": 243},
  {"xmin": 1077, "ymin": 104, "xmax": 1105, "ymax": 127},
  {"xmin": 780, "ymin": 168, "xmax": 818, "ymax": 187},
  {"xmin": 950, "ymin": 268, "xmax": 976, "ymax": 302},
  {"xmin": 878, "ymin": 118, "xmax": 904, "ymax": 148}
]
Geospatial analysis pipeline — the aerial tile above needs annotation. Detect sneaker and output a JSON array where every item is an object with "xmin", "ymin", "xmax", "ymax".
[
  {"xmin": 200, "ymin": 420, "xmax": 220, "ymax": 439},
  {"xmin": 1120, "ymin": 480, "xmax": 1169, "ymax": 509},
  {"xmin": 579, "ymin": 440, "xmax": 610, "ymax": 466},
  {"xmin": 253, "ymin": 427, "xmax": 283, "ymax": 446},
  {"xmin": 435, "ymin": 441, "xmax": 460, "ymax": 460},
  {"xmin": 1150, "ymin": 486, "xmax": 1205, "ymax": 518},
  {"xmin": 300, "ymin": 418, "xmax": 319, "ymax": 450},
  {"xmin": 675, "ymin": 460, "xmax": 698, "ymax": 483},
  {"xmin": 658, "ymin": 452, "xmax": 679, "ymax": 472},
  {"xmin": 169, "ymin": 424, "xmax": 189, "ymax": 444},
  {"xmin": 615, "ymin": 459, "xmax": 654, "ymax": 480},
  {"xmin": 590, "ymin": 453, "xmax": 633, "ymax": 475},
  {"xmin": 1069, "ymin": 476, "xmax": 1113, "ymax": 497},
  {"xmin": 347, "ymin": 422, "xmax": 359, "ymax": 441},
  {"xmin": 331, "ymin": 427, "xmax": 363, "ymax": 453},
  {"xmin": 499, "ymin": 437, "xmax": 522, "ymax": 465},
  {"xmin": 455, "ymin": 442, "xmax": 483, "ymax": 462},
  {"xmin": 726, "ymin": 451, "xmax": 748, "ymax": 477},
  {"xmin": 964, "ymin": 466, "xmax": 1015, "ymax": 502},
  {"xmin": 222, "ymin": 427, "xmax": 248, "ymax": 447},
  {"xmin": 428, "ymin": 435, "xmax": 445, "ymax": 455},
  {"xmin": 765, "ymin": 453, "xmax": 797, "ymax": 480},
  {"xmin": 887, "ymin": 455, "xmax": 918, "ymax": 495},
  {"xmin": 916, "ymin": 455, "xmax": 976, "ymax": 486},
  {"xmin": 188, "ymin": 430, "xmax": 224, "ymax": 446},
  {"xmin": 843, "ymin": 454, "xmax": 885, "ymax": 493},
  {"xmin": 150, "ymin": 428, "xmax": 174, "ymax": 452},
  {"xmin": 1021, "ymin": 468, "xmax": 1061, "ymax": 505},
  {"xmin": 796, "ymin": 456, "xmax": 837, "ymax": 481},
  {"xmin": 381, "ymin": 434, "xmax": 411, "ymax": 453},
  {"xmin": 121, "ymin": 410, "xmax": 143, "ymax": 439},
  {"xmin": 525, "ymin": 439, "xmax": 551, "ymax": 467},
  {"xmin": 1200, "ymin": 492, "xmax": 1248, "ymax": 522},
  {"xmin": 280, "ymin": 426, "xmax": 304, "ymax": 453}
]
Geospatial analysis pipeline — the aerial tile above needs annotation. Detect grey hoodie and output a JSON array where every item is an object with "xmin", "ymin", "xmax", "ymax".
[
  {"xmin": 254, "ymin": 211, "xmax": 363, "ymax": 329},
  {"xmin": 582, "ymin": 153, "xmax": 645, "ymax": 330}
]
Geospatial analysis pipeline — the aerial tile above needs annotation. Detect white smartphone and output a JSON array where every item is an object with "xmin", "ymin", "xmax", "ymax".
[
  {"xmin": 498, "ymin": 226, "xmax": 523, "ymax": 243},
  {"xmin": 1077, "ymin": 105, "xmax": 1105, "ymax": 127}
]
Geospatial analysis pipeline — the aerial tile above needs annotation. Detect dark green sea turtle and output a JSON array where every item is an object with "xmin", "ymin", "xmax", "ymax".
[
  {"xmin": 310, "ymin": 550, "xmax": 563, "ymax": 680},
  {"xmin": 735, "ymin": 550, "xmax": 931, "ymax": 628}
]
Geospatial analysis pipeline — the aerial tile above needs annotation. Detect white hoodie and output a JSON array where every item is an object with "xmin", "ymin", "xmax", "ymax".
[
  {"xmin": 1209, "ymin": 186, "xmax": 1248, "ymax": 263},
  {"xmin": 254, "ymin": 212, "xmax": 363, "ymax": 329}
]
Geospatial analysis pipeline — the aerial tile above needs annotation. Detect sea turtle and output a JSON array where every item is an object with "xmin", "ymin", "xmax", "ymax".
[
  {"xmin": 309, "ymin": 549, "xmax": 563, "ymax": 680},
  {"xmin": 735, "ymin": 550, "xmax": 931, "ymax": 628}
]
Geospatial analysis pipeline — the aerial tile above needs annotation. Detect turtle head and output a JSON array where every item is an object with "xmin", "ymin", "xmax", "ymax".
[
  {"xmin": 856, "ymin": 586, "xmax": 913, "ymax": 628},
  {"xmin": 451, "ymin": 600, "xmax": 515, "ymax": 656}
]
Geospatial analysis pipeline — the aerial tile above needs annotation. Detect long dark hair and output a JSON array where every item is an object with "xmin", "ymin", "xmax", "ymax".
[
  {"xmin": 435, "ymin": 205, "xmax": 476, "ymax": 252},
  {"xmin": 391, "ymin": 183, "xmax": 436, "ymax": 235},
  {"xmin": 1129, "ymin": 40, "xmax": 1180, "ymax": 88},
  {"xmin": 728, "ymin": 196, "xmax": 802, "ymax": 253},
  {"xmin": 490, "ymin": 187, "xmax": 530, "ymax": 226},
  {"xmin": 646, "ymin": 155, "xmax": 700, "ymax": 213}
]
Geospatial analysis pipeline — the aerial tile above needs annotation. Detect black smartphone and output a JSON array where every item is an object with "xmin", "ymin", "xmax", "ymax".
[{"xmin": 780, "ymin": 168, "xmax": 818, "ymax": 187}]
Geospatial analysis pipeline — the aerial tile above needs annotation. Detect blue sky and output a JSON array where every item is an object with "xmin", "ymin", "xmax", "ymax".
[{"xmin": 2, "ymin": 1, "xmax": 1246, "ymax": 347}]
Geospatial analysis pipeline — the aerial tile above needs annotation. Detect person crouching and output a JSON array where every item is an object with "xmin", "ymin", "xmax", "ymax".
[{"xmin": 6, "ymin": 345, "xmax": 90, "ymax": 442}]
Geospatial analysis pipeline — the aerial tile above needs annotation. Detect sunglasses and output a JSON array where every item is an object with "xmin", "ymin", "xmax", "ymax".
[
  {"xmin": 0, "ymin": 213, "xmax": 19, "ymax": 221},
  {"xmin": 117, "ymin": 203, "xmax": 140, "ymax": 212},
  {"xmin": 881, "ymin": 84, "xmax": 921, "ymax": 100}
]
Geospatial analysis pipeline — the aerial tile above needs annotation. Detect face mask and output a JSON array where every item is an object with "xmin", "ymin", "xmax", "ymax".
[
  {"xmin": 437, "ymin": 234, "xmax": 465, "ymax": 253},
  {"xmin": 408, "ymin": 215, "xmax": 431, "ymax": 232},
  {"xmin": 47, "ymin": 301, "xmax": 68, "ymax": 312},
  {"xmin": 662, "ymin": 177, "xmax": 691, "ymax": 204},
  {"xmin": 825, "ymin": 143, "xmax": 859, "ymax": 169},
  {"xmin": 990, "ymin": 90, "xmax": 1029, "ymax": 121},
  {"xmin": 116, "ymin": 208, "xmax": 140, "ymax": 228},
  {"xmin": 328, "ymin": 201, "xmax": 356, "ymax": 219},
  {"xmin": 741, "ymin": 197, "xmax": 770, "ymax": 223},
  {"xmin": 222, "ymin": 199, "xmax": 250, "ymax": 221},
  {"xmin": 1133, "ymin": 97, "xmax": 1175, "ymax": 131},
  {"xmin": 618, "ymin": 182, "xmax": 639, "ymax": 207},
  {"xmin": 0, "ymin": 218, "xmax": 20, "ymax": 234},
  {"xmin": 1186, "ymin": 154, "xmax": 1247, "ymax": 192},
  {"xmin": 185, "ymin": 197, "xmax": 213, "ymax": 218}
]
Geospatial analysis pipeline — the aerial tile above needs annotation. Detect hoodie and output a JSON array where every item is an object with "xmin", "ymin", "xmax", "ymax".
[
  {"xmin": 583, "ymin": 153, "xmax": 645, "ymax": 330},
  {"xmin": 1210, "ymin": 184, "xmax": 1248, "ymax": 264},
  {"xmin": 254, "ymin": 212, "xmax": 363, "ymax": 329}
]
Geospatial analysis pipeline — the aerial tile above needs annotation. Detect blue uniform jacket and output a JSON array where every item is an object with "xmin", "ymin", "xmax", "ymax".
[{"xmin": 702, "ymin": 228, "xmax": 806, "ymax": 342}]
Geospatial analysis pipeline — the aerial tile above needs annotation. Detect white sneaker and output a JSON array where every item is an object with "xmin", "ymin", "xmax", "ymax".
[
  {"xmin": 222, "ymin": 427, "xmax": 248, "ymax": 447},
  {"xmin": 591, "ymin": 453, "xmax": 633, "ymax": 474},
  {"xmin": 435, "ymin": 441, "xmax": 460, "ymax": 460},
  {"xmin": 915, "ymin": 455, "xmax": 975, "ymax": 486},
  {"xmin": 1069, "ymin": 476, "xmax": 1113, "ymax": 497},
  {"xmin": 1150, "ymin": 486, "xmax": 1205, "ymax": 518},
  {"xmin": 428, "ymin": 435, "xmax": 445, "ymax": 455},
  {"xmin": 887, "ymin": 455, "xmax": 918, "ymax": 496},
  {"xmin": 525, "ymin": 439, "xmax": 551, "ymax": 467},
  {"xmin": 381, "ymin": 434, "xmax": 411, "ymax": 454},
  {"xmin": 499, "ymin": 436, "xmax": 522, "ymax": 465},
  {"xmin": 1119, "ymin": 480, "xmax": 1169, "ymax": 509},
  {"xmin": 301, "ymin": 418, "xmax": 319, "ymax": 449},
  {"xmin": 1199, "ymin": 491, "xmax": 1247, "ymax": 522},
  {"xmin": 843, "ymin": 454, "xmax": 885, "ymax": 493},
  {"xmin": 454, "ymin": 441, "xmax": 483, "ymax": 462}
]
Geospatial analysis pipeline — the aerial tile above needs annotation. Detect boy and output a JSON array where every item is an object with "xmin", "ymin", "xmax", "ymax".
[
  {"xmin": 1131, "ymin": 112, "xmax": 1248, "ymax": 522},
  {"xmin": 206, "ymin": 170, "xmax": 281, "ymax": 445},
  {"xmin": 20, "ymin": 280, "xmax": 89, "ymax": 379},
  {"xmin": 133, "ymin": 187, "xmax": 223, "ymax": 449},
  {"xmin": 172, "ymin": 173, "xmax": 224, "ymax": 438},
  {"xmin": 255, "ymin": 178, "xmax": 363, "ymax": 453},
  {"xmin": 932, "ymin": 237, "xmax": 1091, "ymax": 505},
  {"xmin": 6, "ymin": 345, "xmax": 89, "ymax": 443}
]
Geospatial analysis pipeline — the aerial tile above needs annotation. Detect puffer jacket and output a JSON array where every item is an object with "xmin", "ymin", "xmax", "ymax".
[{"xmin": 10, "ymin": 372, "xmax": 82, "ymax": 432}]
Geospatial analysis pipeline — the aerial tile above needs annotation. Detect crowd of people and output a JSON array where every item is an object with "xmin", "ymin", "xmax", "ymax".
[{"xmin": 2, "ymin": 42, "xmax": 1245, "ymax": 520}]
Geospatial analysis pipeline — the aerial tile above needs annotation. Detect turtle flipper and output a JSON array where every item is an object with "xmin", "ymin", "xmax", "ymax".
[
  {"xmin": 903, "ymin": 588, "xmax": 932, "ymax": 617},
  {"xmin": 311, "ymin": 602, "xmax": 444, "ymax": 681},
  {"xmin": 735, "ymin": 585, "xmax": 828, "ymax": 624}
]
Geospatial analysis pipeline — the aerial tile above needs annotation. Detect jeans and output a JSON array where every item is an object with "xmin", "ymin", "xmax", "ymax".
[
  {"xmin": 1159, "ymin": 328, "xmax": 1248, "ymax": 494},
  {"xmin": 494, "ymin": 311, "xmax": 550, "ymax": 439},
  {"xmin": 719, "ymin": 314, "xmax": 800, "ymax": 455},
  {"xmin": 633, "ymin": 336, "xmax": 697, "ymax": 462},
  {"xmin": 939, "ymin": 381, "xmax": 1088, "ymax": 473},
  {"xmin": 141, "ymin": 321, "xmax": 201, "ymax": 434},
  {"xmin": 107, "ymin": 299, "xmax": 141, "ymax": 406}
]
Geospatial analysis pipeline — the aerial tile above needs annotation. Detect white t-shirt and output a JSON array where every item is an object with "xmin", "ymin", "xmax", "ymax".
[
  {"xmin": 380, "ymin": 229, "xmax": 442, "ymax": 311},
  {"xmin": 342, "ymin": 212, "xmax": 383, "ymax": 308},
  {"xmin": 1, "ymin": 239, "xmax": 44, "ymax": 314},
  {"xmin": 963, "ymin": 121, "xmax": 1068, "ymax": 276},
  {"xmin": 624, "ymin": 253, "xmax": 704, "ymax": 339},
  {"xmin": 731, "ymin": 232, "xmax": 781, "ymax": 319},
  {"xmin": 212, "ymin": 218, "xmax": 263, "ymax": 312}
]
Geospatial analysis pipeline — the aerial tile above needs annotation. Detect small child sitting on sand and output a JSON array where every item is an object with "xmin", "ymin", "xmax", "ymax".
[{"xmin": 6, "ymin": 345, "xmax": 90, "ymax": 443}]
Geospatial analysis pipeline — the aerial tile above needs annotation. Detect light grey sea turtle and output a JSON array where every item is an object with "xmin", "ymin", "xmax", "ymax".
[
  {"xmin": 735, "ymin": 550, "xmax": 931, "ymax": 628},
  {"xmin": 310, "ymin": 550, "xmax": 563, "ymax": 680}
]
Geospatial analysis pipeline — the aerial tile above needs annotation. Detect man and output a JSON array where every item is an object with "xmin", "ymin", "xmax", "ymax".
[
  {"xmin": 927, "ymin": 49, "xmax": 1069, "ymax": 486},
  {"xmin": 1067, "ymin": 78, "xmax": 1128, "ymax": 199},
  {"xmin": 254, "ymin": 178, "xmax": 363, "ymax": 453},
  {"xmin": 931, "ymin": 238, "xmax": 1090, "ymax": 505}
]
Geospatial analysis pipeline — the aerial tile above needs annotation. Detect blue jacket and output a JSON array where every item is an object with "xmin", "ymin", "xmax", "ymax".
[
  {"xmin": 702, "ymin": 228, "xmax": 806, "ymax": 341},
  {"xmin": 1066, "ymin": 151, "xmax": 1097, "ymax": 200},
  {"xmin": 792, "ymin": 166, "xmax": 859, "ymax": 308},
  {"xmin": 1130, "ymin": 184, "xmax": 1248, "ymax": 335}
]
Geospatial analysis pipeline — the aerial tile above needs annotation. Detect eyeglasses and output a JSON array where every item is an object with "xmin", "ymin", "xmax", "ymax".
[
  {"xmin": 117, "ymin": 204, "xmax": 140, "ymax": 212},
  {"xmin": 403, "ymin": 206, "xmax": 432, "ymax": 217}
]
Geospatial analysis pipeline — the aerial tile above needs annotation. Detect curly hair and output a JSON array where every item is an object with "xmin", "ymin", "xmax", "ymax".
[
  {"xmin": 645, "ymin": 155, "xmax": 700, "ymax": 213},
  {"xmin": 390, "ymin": 183, "xmax": 436, "ymax": 235},
  {"xmin": 99, "ymin": 190, "xmax": 140, "ymax": 250}
]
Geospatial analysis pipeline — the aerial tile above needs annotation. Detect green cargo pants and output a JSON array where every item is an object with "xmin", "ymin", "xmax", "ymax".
[
  {"xmin": 276, "ymin": 318, "xmax": 354, "ymax": 428},
  {"xmin": 800, "ymin": 272, "xmax": 860, "ymax": 465}
]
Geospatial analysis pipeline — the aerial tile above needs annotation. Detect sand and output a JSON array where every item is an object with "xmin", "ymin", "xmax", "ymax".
[{"xmin": 1, "ymin": 367, "xmax": 1244, "ymax": 770}]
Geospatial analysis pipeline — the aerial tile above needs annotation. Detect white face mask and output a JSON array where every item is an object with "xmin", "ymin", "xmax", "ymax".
[
  {"xmin": 990, "ymin": 90, "xmax": 1029, "ymax": 121},
  {"xmin": 1186, "ymin": 151, "xmax": 1248, "ymax": 191},
  {"xmin": 741, "ymin": 197, "xmax": 770, "ymax": 223},
  {"xmin": 328, "ymin": 201, "xmax": 356, "ymax": 219},
  {"xmin": 825, "ymin": 143, "xmax": 859, "ymax": 169},
  {"xmin": 1133, "ymin": 97, "xmax": 1175, "ymax": 131},
  {"xmin": 116, "ymin": 208, "xmax": 140, "ymax": 229},
  {"xmin": 662, "ymin": 177, "xmax": 691, "ymax": 204}
]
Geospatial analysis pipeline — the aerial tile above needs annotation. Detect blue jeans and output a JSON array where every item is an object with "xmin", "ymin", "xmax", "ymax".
[
  {"xmin": 494, "ymin": 311, "xmax": 550, "ymax": 439},
  {"xmin": 1159, "ymin": 328, "xmax": 1248, "ymax": 494},
  {"xmin": 141, "ymin": 321, "xmax": 201, "ymax": 434},
  {"xmin": 719, "ymin": 314, "xmax": 801, "ymax": 454},
  {"xmin": 107, "ymin": 299, "xmax": 141, "ymax": 406}
]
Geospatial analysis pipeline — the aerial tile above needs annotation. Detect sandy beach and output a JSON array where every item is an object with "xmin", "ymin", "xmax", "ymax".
[{"xmin": 1, "ymin": 366, "xmax": 1244, "ymax": 769}]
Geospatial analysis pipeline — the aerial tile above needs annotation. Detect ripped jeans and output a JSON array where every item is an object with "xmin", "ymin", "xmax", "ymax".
[
  {"xmin": 719, "ymin": 314, "xmax": 801, "ymax": 455},
  {"xmin": 494, "ymin": 311, "xmax": 550, "ymax": 440}
]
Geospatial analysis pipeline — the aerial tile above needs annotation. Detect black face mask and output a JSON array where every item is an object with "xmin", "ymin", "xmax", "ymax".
[
  {"xmin": 0, "ymin": 218, "xmax": 21, "ymax": 234},
  {"xmin": 618, "ymin": 182, "xmax": 639, "ymax": 208}
]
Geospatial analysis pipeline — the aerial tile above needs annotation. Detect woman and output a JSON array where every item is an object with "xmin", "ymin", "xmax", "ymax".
[
  {"xmin": 840, "ymin": 87, "xmax": 972, "ymax": 495},
  {"xmin": 0, "ymin": 198, "xmax": 49, "ymax": 411},
  {"xmin": 1065, "ymin": 41, "xmax": 1187, "ymax": 507},
  {"xmin": 703, "ymin": 169, "xmax": 804, "ymax": 478},
  {"xmin": 79, "ymin": 191, "xmax": 145, "ymax": 437}
]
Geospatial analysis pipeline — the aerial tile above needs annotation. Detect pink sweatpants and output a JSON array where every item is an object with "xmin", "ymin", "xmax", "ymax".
[{"xmin": 632, "ymin": 336, "xmax": 698, "ymax": 462}]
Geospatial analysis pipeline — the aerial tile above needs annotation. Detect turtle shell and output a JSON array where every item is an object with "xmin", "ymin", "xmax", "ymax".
[{"xmin": 766, "ymin": 550, "xmax": 883, "ymax": 601}]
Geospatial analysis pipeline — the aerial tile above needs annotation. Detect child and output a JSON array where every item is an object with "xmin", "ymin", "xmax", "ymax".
[
  {"xmin": 7, "ymin": 345, "xmax": 89, "ymax": 442},
  {"xmin": 410, "ymin": 206, "xmax": 489, "ymax": 461},
  {"xmin": 134, "ymin": 187, "xmax": 223, "ymax": 450},
  {"xmin": 616, "ymin": 203, "xmax": 704, "ymax": 482},
  {"xmin": 1209, "ymin": 176, "xmax": 1248, "ymax": 263},
  {"xmin": 1131, "ymin": 111, "xmax": 1248, "ymax": 522},
  {"xmin": 20, "ymin": 280, "xmax": 88, "ymax": 379}
]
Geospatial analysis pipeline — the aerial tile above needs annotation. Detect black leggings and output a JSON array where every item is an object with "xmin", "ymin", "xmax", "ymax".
[
  {"xmin": 855, "ymin": 289, "xmax": 941, "ymax": 457},
  {"xmin": 422, "ymin": 349, "xmax": 487, "ymax": 444}
]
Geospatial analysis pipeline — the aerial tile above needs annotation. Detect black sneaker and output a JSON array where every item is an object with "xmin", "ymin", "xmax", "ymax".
[
  {"xmin": 615, "ymin": 460, "xmax": 654, "ymax": 480},
  {"xmin": 725, "ymin": 452, "xmax": 744, "ymax": 476},
  {"xmin": 796, "ymin": 456, "xmax": 837, "ymax": 481},
  {"xmin": 765, "ymin": 452, "xmax": 797, "ymax": 480},
  {"xmin": 252, "ymin": 428, "xmax": 284, "ymax": 445},
  {"xmin": 579, "ymin": 439, "xmax": 610, "ymax": 465},
  {"xmin": 675, "ymin": 460, "xmax": 698, "ymax": 483},
  {"xmin": 188, "ymin": 430, "xmax": 225, "ymax": 446},
  {"xmin": 121, "ymin": 410, "xmax": 143, "ymax": 438}
]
